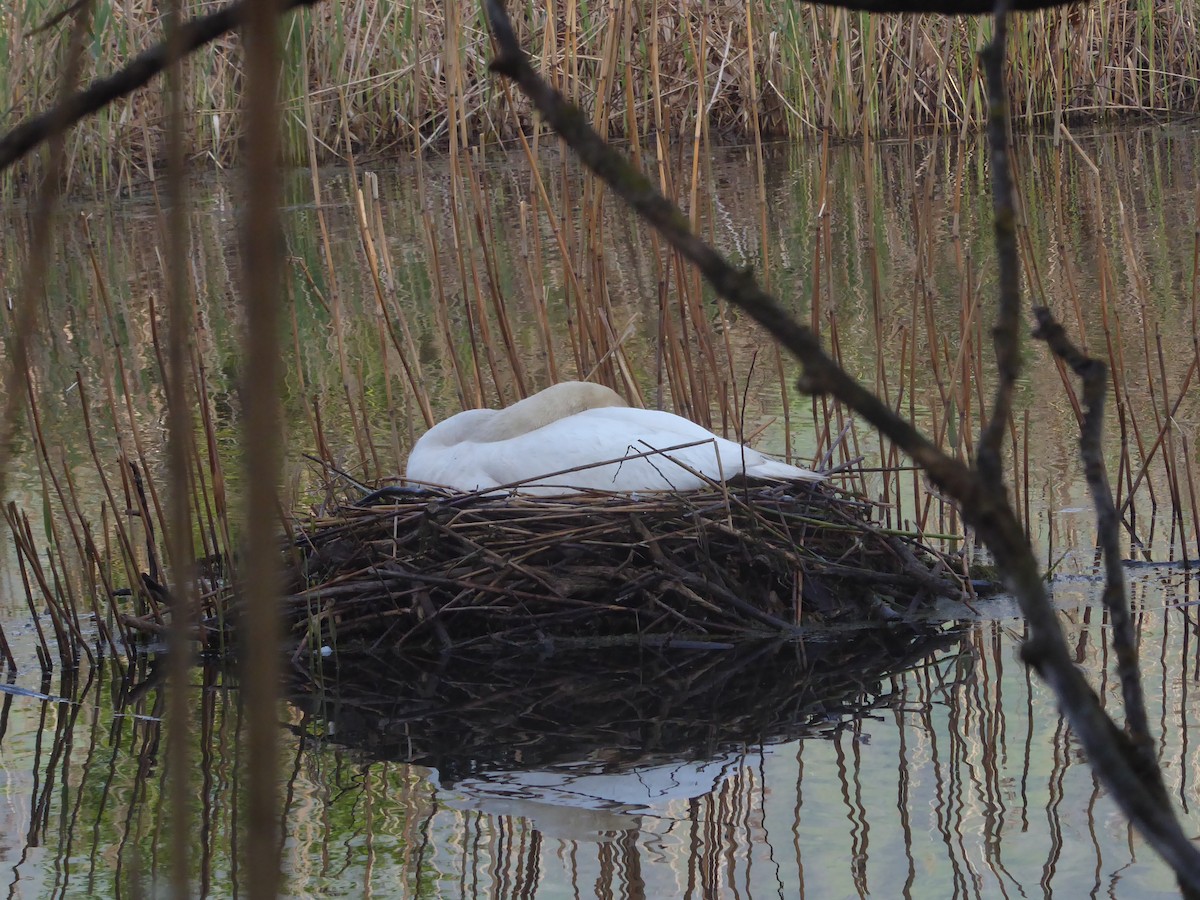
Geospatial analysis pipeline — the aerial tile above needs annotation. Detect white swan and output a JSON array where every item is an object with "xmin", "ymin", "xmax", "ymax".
[{"xmin": 405, "ymin": 382, "xmax": 821, "ymax": 496}]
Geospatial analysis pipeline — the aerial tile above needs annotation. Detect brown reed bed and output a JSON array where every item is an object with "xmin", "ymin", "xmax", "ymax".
[
  {"xmin": 5, "ymin": 131, "xmax": 1199, "ymax": 675},
  {"xmin": 5, "ymin": 0, "xmax": 1200, "ymax": 193},
  {"xmin": 115, "ymin": 476, "xmax": 972, "ymax": 658}
]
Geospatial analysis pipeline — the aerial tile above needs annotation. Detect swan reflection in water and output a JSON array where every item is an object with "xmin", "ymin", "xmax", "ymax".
[{"xmin": 425, "ymin": 749, "xmax": 771, "ymax": 841}]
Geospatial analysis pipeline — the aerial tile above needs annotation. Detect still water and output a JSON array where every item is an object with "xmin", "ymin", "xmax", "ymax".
[{"xmin": 1, "ymin": 125, "xmax": 1199, "ymax": 896}]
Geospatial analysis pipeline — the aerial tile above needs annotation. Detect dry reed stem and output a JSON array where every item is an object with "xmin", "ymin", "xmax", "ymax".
[
  {"xmin": 0, "ymin": 2, "xmax": 91, "ymax": 523},
  {"xmin": 161, "ymin": 0, "xmax": 196, "ymax": 890},
  {"xmin": 240, "ymin": 0, "xmax": 285, "ymax": 894},
  {"xmin": 4, "ymin": 0, "xmax": 1200, "ymax": 191}
]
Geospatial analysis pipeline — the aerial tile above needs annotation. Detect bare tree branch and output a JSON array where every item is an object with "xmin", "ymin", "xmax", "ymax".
[
  {"xmin": 481, "ymin": 0, "xmax": 1200, "ymax": 890},
  {"xmin": 0, "ymin": 0, "xmax": 324, "ymax": 174},
  {"xmin": 1031, "ymin": 308, "xmax": 1158, "ymax": 767}
]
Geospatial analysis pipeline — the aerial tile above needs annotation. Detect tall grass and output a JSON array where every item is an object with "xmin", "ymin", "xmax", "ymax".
[
  {"xmin": 4, "ymin": 129, "xmax": 1198, "ymax": 671},
  {"xmin": 4, "ymin": 0, "xmax": 1200, "ymax": 668},
  {"xmin": 3, "ymin": 0, "xmax": 1200, "ymax": 192}
]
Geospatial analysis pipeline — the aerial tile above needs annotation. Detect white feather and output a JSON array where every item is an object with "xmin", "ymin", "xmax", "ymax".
[{"xmin": 406, "ymin": 382, "xmax": 822, "ymax": 496}]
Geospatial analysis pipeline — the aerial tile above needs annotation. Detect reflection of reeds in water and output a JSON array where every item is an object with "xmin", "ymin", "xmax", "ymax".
[
  {"xmin": 0, "ymin": 629, "xmax": 963, "ymax": 894},
  {"xmin": 4, "ymin": 592, "xmax": 1197, "ymax": 895},
  {"xmin": 1035, "ymin": 130, "xmax": 1200, "ymax": 564}
]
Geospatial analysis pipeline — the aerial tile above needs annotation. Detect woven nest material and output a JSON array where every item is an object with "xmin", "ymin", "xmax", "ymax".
[{"xmin": 174, "ymin": 479, "xmax": 968, "ymax": 656}]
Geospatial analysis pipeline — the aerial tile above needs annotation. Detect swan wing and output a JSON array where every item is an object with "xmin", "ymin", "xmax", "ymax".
[
  {"xmin": 462, "ymin": 411, "xmax": 697, "ymax": 493},
  {"xmin": 578, "ymin": 409, "xmax": 822, "ymax": 484},
  {"xmin": 405, "ymin": 409, "xmax": 503, "ymax": 491},
  {"xmin": 478, "ymin": 408, "xmax": 818, "ymax": 493},
  {"xmin": 406, "ymin": 405, "xmax": 821, "ymax": 494}
]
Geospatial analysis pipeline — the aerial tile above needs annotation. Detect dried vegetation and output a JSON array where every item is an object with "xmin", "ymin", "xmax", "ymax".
[{"xmin": 3, "ymin": 0, "xmax": 1199, "ymax": 190}]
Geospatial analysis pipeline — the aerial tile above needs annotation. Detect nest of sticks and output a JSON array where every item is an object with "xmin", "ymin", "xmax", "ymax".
[{"xmin": 171, "ymin": 477, "xmax": 969, "ymax": 656}]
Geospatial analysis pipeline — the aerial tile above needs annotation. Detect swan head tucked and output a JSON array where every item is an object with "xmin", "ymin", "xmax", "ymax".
[
  {"xmin": 410, "ymin": 381, "xmax": 627, "ymax": 451},
  {"xmin": 472, "ymin": 382, "xmax": 627, "ymax": 442}
]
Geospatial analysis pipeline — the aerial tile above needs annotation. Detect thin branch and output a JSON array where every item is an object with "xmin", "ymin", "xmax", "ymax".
[
  {"xmin": 979, "ymin": 36, "xmax": 1196, "ymax": 897},
  {"xmin": 0, "ymin": 0, "xmax": 324, "ymax": 174},
  {"xmin": 1031, "ymin": 308, "xmax": 1157, "ymax": 769},
  {"xmin": 29, "ymin": 0, "xmax": 91, "ymax": 36}
]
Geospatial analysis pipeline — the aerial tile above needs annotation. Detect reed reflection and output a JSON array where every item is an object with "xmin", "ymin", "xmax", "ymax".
[{"xmin": 1, "ymin": 579, "xmax": 1198, "ymax": 897}]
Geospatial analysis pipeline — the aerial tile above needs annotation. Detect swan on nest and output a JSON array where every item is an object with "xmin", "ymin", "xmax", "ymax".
[{"xmin": 404, "ymin": 381, "xmax": 822, "ymax": 496}]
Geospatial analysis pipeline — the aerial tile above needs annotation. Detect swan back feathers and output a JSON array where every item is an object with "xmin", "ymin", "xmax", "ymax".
[{"xmin": 405, "ymin": 381, "xmax": 821, "ymax": 494}]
